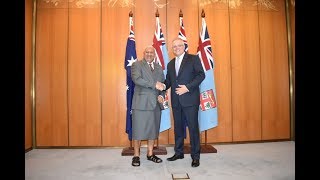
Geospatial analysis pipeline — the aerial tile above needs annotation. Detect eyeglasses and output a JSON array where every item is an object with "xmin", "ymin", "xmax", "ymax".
[{"xmin": 172, "ymin": 44, "xmax": 184, "ymax": 49}]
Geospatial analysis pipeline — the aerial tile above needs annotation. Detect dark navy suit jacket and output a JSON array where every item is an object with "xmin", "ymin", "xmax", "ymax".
[{"xmin": 164, "ymin": 53, "xmax": 205, "ymax": 108}]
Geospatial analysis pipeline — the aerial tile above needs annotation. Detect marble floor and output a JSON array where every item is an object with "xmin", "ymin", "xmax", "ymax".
[{"xmin": 25, "ymin": 141, "xmax": 295, "ymax": 180}]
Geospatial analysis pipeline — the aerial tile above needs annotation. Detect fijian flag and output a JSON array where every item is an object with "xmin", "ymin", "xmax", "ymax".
[
  {"xmin": 124, "ymin": 16, "xmax": 137, "ymax": 140},
  {"xmin": 152, "ymin": 16, "xmax": 171, "ymax": 132},
  {"xmin": 197, "ymin": 17, "xmax": 218, "ymax": 132}
]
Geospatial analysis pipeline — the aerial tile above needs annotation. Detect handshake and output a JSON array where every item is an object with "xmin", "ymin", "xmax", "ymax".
[{"xmin": 155, "ymin": 81, "xmax": 166, "ymax": 91}]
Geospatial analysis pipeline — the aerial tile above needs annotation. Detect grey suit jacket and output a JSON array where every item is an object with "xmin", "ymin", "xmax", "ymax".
[{"xmin": 131, "ymin": 59, "xmax": 165, "ymax": 111}]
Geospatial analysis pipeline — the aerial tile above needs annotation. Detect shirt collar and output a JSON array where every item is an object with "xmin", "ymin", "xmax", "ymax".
[{"xmin": 176, "ymin": 52, "xmax": 185, "ymax": 61}]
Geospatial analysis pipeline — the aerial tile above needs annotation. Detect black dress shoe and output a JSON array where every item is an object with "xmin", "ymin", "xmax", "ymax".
[
  {"xmin": 191, "ymin": 159, "xmax": 200, "ymax": 167},
  {"xmin": 166, "ymin": 154, "xmax": 184, "ymax": 161}
]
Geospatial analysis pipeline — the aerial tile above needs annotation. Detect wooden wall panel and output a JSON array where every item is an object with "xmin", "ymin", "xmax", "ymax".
[
  {"xmin": 290, "ymin": 0, "xmax": 295, "ymax": 139},
  {"xmin": 25, "ymin": 0, "xmax": 33, "ymax": 150},
  {"xmin": 134, "ymin": 1, "xmax": 157, "ymax": 59},
  {"xmin": 68, "ymin": 5, "xmax": 102, "ymax": 146},
  {"xmin": 35, "ymin": 3, "xmax": 69, "ymax": 146},
  {"xmin": 101, "ymin": 4, "xmax": 130, "ymax": 146},
  {"xmin": 32, "ymin": 0, "xmax": 292, "ymax": 147},
  {"xmin": 200, "ymin": 3, "xmax": 232, "ymax": 143},
  {"xmin": 259, "ymin": 0, "xmax": 290, "ymax": 140},
  {"xmin": 230, "ymin": 0, "xmax": 262, "ymax": 141},
  {"xmin": 290, "ymin": 1, "xmax": 295, "ymax": 75}
]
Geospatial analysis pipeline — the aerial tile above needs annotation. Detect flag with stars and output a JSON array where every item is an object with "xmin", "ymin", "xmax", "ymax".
[
  {"xmin": 197, "ymin": 16, "xmax": 218, "ymax": 132},
  {"xmin": 152, "ymin": 16, "xmax": 171, "ymax": 132},
  {"xmin": 124, "ymin": 16, "xmax": 137, "ymax": 140}
]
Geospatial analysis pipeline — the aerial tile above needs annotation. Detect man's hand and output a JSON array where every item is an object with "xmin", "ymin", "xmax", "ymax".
[
  {"xmin": 158, "ymin": 95, "xmax": 164, "ymax": 103},
  {"xmin": 156, "ymin": 81, "xmax": 165, "ymax": 91},
  {"xmin": 175, "ymin": 84, "xmax": 189, "ymax": 96}
]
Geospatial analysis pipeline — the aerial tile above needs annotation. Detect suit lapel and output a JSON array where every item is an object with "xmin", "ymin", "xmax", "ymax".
[
  {"xmin": 142, "ymin": 60, "xmax": 153, "ymax": 80},
  {"xmin": 154, "ymin": 63, "xmax": 162, "ymax": 75}
]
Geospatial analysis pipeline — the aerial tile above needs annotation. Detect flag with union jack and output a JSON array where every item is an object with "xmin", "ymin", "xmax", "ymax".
[
  {"xmin": 124, "ymin": 16, "xmax": 137, "ymax": 140},
  {"xmin": 178, "ymin": 15, "xmax": 189, "ymax": 138},
  {"xmin": 153, "ymin": 16, "xmax": 171, "ymax": 132},
  {"xmin": 178, "ymin": 16, "xmax": 189, "ymax": 52},
  {"xmin": 197, "ymin": 17, "xmax": 218, "ymax": 132}
]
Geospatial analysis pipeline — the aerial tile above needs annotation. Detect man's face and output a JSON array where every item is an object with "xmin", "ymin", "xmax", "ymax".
[
  {"xmin": 144, "ymin": 47, "xmax": 155, "ymax": 63},
  {"xmin": 172, "ymin": 39, "xmax": 185, "ymax": 57}
]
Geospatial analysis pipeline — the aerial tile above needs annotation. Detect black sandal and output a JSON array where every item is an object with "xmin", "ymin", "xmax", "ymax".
[
  {"xmin": 132, "ymin": 156, "xmax": 140, "ymax": 167},
  {"xmin": 147, "ymin": 154, "xmax": 163, "ymax": 163}
]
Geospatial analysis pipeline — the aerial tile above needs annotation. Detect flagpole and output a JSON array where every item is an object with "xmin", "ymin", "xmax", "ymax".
[
  {"xmin": 152, "ymin": 8, "xmax": 167, "ymax": 155},
  {"xmin": 154, "ymin": 8, "xmax": 160, "ymax": 152},
  {"xmin": 205, "ymin": 130, "xmax": 207, "ymax": 146},
  {"xmin": 183, "ymin": 9, "xmax": 217, "ymax": 154},
  {"xmin": 179, "ymin": 9, "xmax": 183, "ymax": 18},
  {"xmin": 129, "ymin": 9, "xmax": 134, "ymax": 153},
  {"xmin": 121, "ymin": 10, "xmax": 135, "ymax": 156},
  {"xmin": 199, "ymin": 9, "xmax": 217, "ymax": 153}
]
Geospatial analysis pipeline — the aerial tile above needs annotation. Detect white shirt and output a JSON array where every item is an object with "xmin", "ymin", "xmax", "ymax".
[{"xmin": 175, "ymin": 52, "xmax": 185, "ymax": 76}]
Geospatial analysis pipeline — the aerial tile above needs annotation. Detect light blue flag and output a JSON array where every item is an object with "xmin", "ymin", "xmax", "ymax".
[
  {"xmin": 159, "ymin": 43, "xmax": 171, "ymax": 132},
  {"xmin": 153, "ymin": 16, "xmax": 171, "ymax": 132},
  {"xmin": 197, "ymin": 17, "xmax": 218, "ymax": 132},
  {"xmin": 199, "ymin": 69, "xmax": 218, "ymax": 131}
]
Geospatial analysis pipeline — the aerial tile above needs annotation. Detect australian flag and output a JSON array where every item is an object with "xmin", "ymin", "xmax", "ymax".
[
  {"xmin": 197, "ymin": 17, "xmax": 218, "ymax": 132},
  {"xmin": 152, "ymin": 16, "xmax": 171, "ymax": 132},
  {"xmin": 124, "ymin": 16, "xmax": 137, "ymax": 140}
]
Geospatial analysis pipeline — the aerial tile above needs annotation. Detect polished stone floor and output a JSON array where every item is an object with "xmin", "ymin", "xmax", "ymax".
[{"xmin": 25, "ymin": 141, "xmax": 295, "ymax": 180}]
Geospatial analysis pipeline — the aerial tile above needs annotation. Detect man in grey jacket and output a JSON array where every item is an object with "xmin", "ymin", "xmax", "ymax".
[{"xmin": 130, "ymin": 46, "xmax": 165, "ymax": 167}]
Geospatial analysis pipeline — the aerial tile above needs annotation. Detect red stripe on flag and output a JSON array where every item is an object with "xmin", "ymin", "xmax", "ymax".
[{"xmin": 197, "ymin": 37, "xmax": 211, "ymax": 71}]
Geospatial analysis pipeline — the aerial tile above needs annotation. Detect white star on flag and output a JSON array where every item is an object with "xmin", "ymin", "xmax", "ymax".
[{"xmin": 127, "ymin": 56, "xmax": 137, "ymax": 67}]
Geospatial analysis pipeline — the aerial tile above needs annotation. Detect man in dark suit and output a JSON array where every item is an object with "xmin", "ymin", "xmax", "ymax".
[
  {"xmin": 158, "ymin": 38, "xmax": 205, "ymax": 167},
  {"xmin": 131, "ymin": 46, "xmax": 165, "ymax": 167}
]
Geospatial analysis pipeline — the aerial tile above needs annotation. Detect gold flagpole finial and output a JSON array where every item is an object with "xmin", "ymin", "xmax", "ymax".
[
  {"xmin": 155, "ymin": 9, "xmax": 159, "ymax": 17},
  {"xmin": 129, "ymin": 10, "xmax": 133, "ymax": 17},
  {"xmin": 179, "ymin": 9, "xmax": 183, "ymax": 17},
  {"xmin": 201, "ymin": 9, "xmax": 205, "ymax": 18}
]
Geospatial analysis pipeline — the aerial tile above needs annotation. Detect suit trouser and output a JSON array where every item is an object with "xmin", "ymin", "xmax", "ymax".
[{"xmin": 172, "ymin": 104, "xmax": 201, "ymax": 160}]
